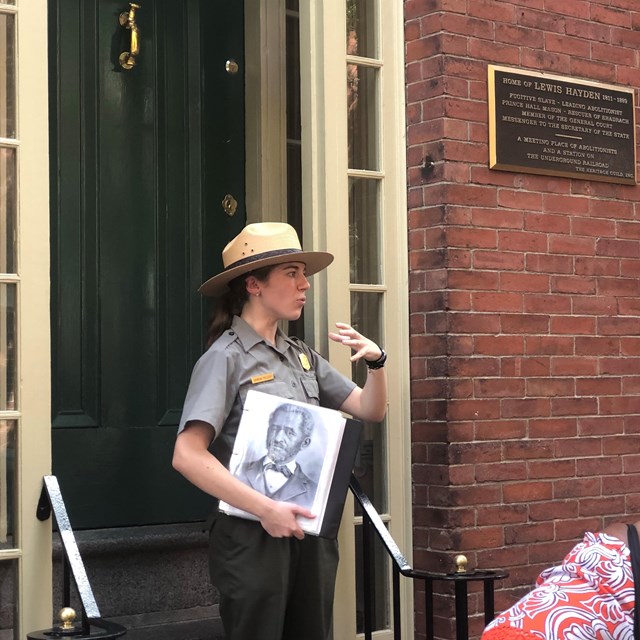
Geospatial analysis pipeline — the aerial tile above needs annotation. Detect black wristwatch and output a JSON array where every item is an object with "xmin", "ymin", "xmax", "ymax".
[{"xmin": 365, "ymin": 347, "xmax": 387, "ymax": 370}]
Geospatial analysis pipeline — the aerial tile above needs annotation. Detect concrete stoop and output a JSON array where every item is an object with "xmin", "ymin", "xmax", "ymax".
[{"xmin": 108, "ymin": 605, "xmax": 225, "ymax": 640}]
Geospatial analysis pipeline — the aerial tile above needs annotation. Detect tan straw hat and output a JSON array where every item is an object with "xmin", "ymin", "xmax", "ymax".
[{"xmin": 199, "ymin": 222, "xmax": 334, "ymax": 296}]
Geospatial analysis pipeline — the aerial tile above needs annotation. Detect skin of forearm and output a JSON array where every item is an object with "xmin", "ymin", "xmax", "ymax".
[
  {"xmin": 173, "ymin": 436, "xmax": 274, "ymax": 519},
  {"xmin": 341, "ymin": 369, "xmax": 387, "ymax": 422},
  {"xmin": 359, "ymin": 368, "xmax": 388, "ymax": 422}
]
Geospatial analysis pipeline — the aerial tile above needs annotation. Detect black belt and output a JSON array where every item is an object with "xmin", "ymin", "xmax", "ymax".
[{"xmin": 626, "ymin": 524, "xmax": 640, "ymax": 640}]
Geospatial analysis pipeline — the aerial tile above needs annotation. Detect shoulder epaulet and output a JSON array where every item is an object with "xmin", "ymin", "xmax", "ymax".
[{"xmin": 209, "ymin": 329, "xmax": 239, "ymax": 352}]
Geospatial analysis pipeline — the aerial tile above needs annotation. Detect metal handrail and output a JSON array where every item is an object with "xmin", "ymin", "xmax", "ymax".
[
  {"xmin": 33, "ymin": 475, "xmax": 127, "ymax": 639},
  {"xmin": 349, "ymin": 474, "xmax": 508, "ymax": 640}
]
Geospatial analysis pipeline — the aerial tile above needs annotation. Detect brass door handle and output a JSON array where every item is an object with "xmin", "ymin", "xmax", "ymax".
[{"xmin": 119, "ymin": 3, "xmax": 141, "ymax": 70}]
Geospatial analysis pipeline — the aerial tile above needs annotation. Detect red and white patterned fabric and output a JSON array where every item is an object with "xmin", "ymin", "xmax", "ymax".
[{"xmin": 482, "ymin": 532, "xmax": 636, "ymax": 640}]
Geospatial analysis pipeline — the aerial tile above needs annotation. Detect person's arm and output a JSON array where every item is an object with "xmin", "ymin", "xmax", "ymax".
[
  {"xmin": 172, "ymin": 420, "xmax": 314, "ymax": 539},
  {"xmin": 329, "ymin": 322, "xmax": 388, "ymax": 422}
]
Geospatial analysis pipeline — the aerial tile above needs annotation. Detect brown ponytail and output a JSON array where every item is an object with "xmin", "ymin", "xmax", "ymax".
[{"xmin": 204, "ymin": 264, "xmax": 275, "ymax": 349}]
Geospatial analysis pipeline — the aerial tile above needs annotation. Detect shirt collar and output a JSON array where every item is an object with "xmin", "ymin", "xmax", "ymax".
[{"xmin": 231, "ymin": 315, "xmax": 292, "ymax": 354}]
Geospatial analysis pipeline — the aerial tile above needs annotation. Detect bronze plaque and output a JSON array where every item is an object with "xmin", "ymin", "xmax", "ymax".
[{"xmin": 489, "ymin": 65, "xmax": 636, "ymax": 184}]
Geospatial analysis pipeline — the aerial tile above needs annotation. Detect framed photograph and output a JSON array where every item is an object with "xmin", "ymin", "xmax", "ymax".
[{"xmin": 219, "ymin": 390, "xmax": 362, "ymax": 538}]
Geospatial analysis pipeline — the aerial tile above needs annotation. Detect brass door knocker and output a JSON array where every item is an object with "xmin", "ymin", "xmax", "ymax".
[{"xmin": 119, "ymin": 3, "xmax": 141, "ymax": 70}]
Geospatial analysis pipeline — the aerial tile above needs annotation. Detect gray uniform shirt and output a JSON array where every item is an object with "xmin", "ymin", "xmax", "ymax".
[{"xmin": 178, "ymin": 315, "xmax": 356, "ymax": 469}]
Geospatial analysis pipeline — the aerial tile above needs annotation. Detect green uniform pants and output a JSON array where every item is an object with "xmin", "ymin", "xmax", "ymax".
[{"xmin": 209, "ymin": 513, "xmax": 339, "ymax": 640}]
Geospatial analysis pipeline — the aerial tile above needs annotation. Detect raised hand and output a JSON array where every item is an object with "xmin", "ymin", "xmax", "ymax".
[{"xmin": 328, "ymin": 322, "xmax": 382, "ymax": 363}]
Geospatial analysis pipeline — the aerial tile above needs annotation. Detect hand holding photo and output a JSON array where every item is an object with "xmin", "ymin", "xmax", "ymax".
[{"xmin": 219, "ymin": 390, "xmax": 361, "ymax": 538}]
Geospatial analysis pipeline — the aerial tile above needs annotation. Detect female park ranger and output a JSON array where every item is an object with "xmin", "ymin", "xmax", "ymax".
[{"xmin": 172, "ymin": 222, "xmax": 387, "ymax": 640}]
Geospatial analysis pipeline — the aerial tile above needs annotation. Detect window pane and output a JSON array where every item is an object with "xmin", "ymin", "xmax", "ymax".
[
  {"xmin": 351, "ymin": 292, "xmax": 386, "ymax": 513},
  {"xmin": 0, "ymin": 13, "xmax": 16, "ymax": 138},
  {"xmin": 0, "ymin": 560, "xmax": 17, "ymax": 640},
  {"xmin": 346, "ymin": 0, "xmax": 377, "ymax": 58},
  {"xmin": 0, "ymin": 420, "xmax": 15, "ymax": 550},
  {"xmin": 0, "ymin": 283, "xmax": 16, "ymax": 411},
  {"xmin": 286, "ymin": 15, "xmax": 301, "ymax": 141},
  {"xmin": 347, "ymin": 64, "xmax": 378, "ymax": 171},
  {"xmin": 355, "ymin": 522, "xmax": 390, "ymax": 633},
  {"xmin": 0, "ymin": 147, "xmax": 16, "ymax": 273},
  {"xmin": 349, "ymin": 176, "xmax": 381, "ymax": 284}
]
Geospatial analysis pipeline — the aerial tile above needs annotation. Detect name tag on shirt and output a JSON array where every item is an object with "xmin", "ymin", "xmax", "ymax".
[{"xmin": 251, "ymin": 372, "xmax": 275, "ymax": 384}]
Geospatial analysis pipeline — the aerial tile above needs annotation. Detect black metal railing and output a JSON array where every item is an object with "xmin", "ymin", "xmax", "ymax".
[
  {"xmin": 350, "ymin": 474, "xmax": 508, "ymax": 640},
  {"xmin": 31, "ymin": 475, "xmax": 127, "ymax": 639}
]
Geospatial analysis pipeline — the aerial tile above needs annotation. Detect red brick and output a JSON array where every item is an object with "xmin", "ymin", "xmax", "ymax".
[
  {"xmin": 475, "ymin": 335, "xmax": 525, "ymax": 355},
  {"xmin": 572, "ymin": 217, "xmax": 615, "ymax": 238},
  {"xmin": 554, "ymin": 477, "xmax": 601, "ymax": 499},
  {"xmin": 476, "ymin": 503, "xmax": 528, "ymax": 526},
  {"xmin": 503, "ymin": 481, "xmax": 553, "ymax": 503},
  {"xmin": 526, "ymin": 336, "xmax": 573, "ymax": 356},
  {"xmin": 549, "ymin": 235, "xmax": 596, "ymax": 255},
  {"xmin": 544, "ymin": 193, "xmax": 590, "ymax": 215},
  {"xmin": 526, "ymin": 378, "xmax": 575, "ymax": 397},
  {"xmin": 551, "ymin": 275, "xmax": 596, "ymax": 295},
  {"xmin": 551, "ymin": 397, "xmax": 599, "ymax": 416},
  {"xmin": 449, "ymin": 269, "xmax": 499, "ymax": 290},
  {"xmin": 525, "ymin": 253, "xmax": 573, "ymax": 274},
  {"xmin": 499, "ymin": 230, "xmax": 548, "ymax": 253},
  {"xmin": 576, "ymin": 377, "xmax": 621, "ymax": 396},
  {"xmin": 501, "ymin": 356, "xmax": 550, "ymax": 377},
  {"xmin": 524, "ymin": 212, "xmax": 570, "ymax": 234},
  {"xmin": 579, "ymin": 416, "xmax": 624, "ymax": 436},
  {"xmin": 528, "ymin": 459, "xmax": 576, "ymax": 479},
  {"xmin": 597, "ymin": 238, "xmax": 640, "ymax": 258},
  {"xmin": 447, "ymin": 399, "xmax": 501, "ymax": 421},
  {"xmin": 504, "ymin": 439, "xmax": 553, "ymax": 460},
  {"xmin": 529, "ymin": 418, "xmax": 577, "ymax": 438},
  {"xmin": 591, "ymin": 4, "xmax": 632, "ymax": 27},
  {"xmin": 545, "ymin": 32, "xmax": 590, "ymax": 57},
  {"xmin": 474, "ymin": 378, "xmax": 525, "ymax": 398},
  {"xmin": 549, "ymin": 316, "xmax": 595, "ymax": 335},
  {"xmin": 524, "ymin": 294, "xmax": 571, "ymax": 314},
  {"xmin": 580, "ymin": 496, "xmax": 625, "ymax": 517},
  {"xmin": 501, "ymin": 314, "xmax": 549, "ymax": 334},
  {"xmin": 501, "ymin": 272, "xmax": 549, "ymax": 293},
  {"xmin": 505, "ymin": 521, "xmax": 554, "ymax": 544},
  {"xmin": 473, "ymin": 250, "xmax": 524, "ymax": 271},
  {"xmin": 575, "ymin": 256, "xmax": 621, "ymax": 276},
  {"xmin": 577, "ymin": 456, "xmax": 623, "ymax": 476}
]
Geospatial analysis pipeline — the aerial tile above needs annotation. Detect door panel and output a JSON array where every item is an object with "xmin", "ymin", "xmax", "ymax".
[{"xmin": 50, "ymin": 0, "xmax": 246, "ymax": 528}]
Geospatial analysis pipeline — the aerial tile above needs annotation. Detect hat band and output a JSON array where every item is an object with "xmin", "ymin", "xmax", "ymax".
[{"xmin": 225, "ymin": 247, "xmax": 303, "ymax": 271}]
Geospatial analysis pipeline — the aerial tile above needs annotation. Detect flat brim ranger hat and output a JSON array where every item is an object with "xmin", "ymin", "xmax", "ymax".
[{"xmin": 199, "ymin": 222, "xmax": 334, "ymax": 297}]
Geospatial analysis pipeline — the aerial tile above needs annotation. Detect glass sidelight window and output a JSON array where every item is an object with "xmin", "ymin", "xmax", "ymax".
[
  {"xmin": 0, "ymin": 3, "xmax": 18, "ymax": 638},
  {"xmin": 280, "ymin": 0, "xmax": 410, "ymax": 635},
  {"xmin": 346, "ymin": 0, "xmax": 392, "ymax": 632}
]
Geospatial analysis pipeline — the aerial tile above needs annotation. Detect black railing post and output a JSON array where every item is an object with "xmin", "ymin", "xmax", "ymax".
[
  {"xmin": 425, "ymin": 577, "xmax": 434, "ymax": 640},
  {"xmin": 454, "ymin": 579, "xmax": 469, "ymax": 640},
  {"xmin": 484, "ymin": 576, "xmax": 496, "ymax": 626},
  {"xmin": 362, "ymin": 510, "xmax": 373, "ymax": 640},
  {"xmin": 349, "ymin": 473, "xmax": 508, "ymax": 640},
  {"xmin": 392, "ymin": 563, "xmax": 401, "ymax": 640}
]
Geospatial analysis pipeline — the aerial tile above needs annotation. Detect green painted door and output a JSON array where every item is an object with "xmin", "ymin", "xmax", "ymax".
[{"xmin": 49, "ymin": 0, "xmax": 246, "ymax": 527}]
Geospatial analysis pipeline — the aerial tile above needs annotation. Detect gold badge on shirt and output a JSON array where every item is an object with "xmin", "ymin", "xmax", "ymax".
[{"xmin": 298, "ymin": 353, "xmax": 311, "ymax": 371}]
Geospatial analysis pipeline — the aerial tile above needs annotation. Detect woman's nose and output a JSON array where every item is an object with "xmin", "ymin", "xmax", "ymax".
[{"xmin": 299, "ymin": 275, "xmax": 310, "ymax": 290}]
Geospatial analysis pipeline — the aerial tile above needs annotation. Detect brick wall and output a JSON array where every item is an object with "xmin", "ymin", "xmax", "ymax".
[{"xmin": 404, "ymin": 1, "xmax": 640, "ymax": 638}]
